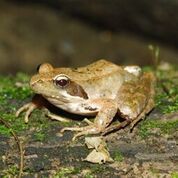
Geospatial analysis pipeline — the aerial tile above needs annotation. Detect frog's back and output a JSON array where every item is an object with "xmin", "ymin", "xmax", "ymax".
[
  {"xmin": 67, "ymin": 59, "xmax": 122, "ymax": 81},
  {"xmin": 75, "ymin": 60, "xmax": 126, "ymax": 99},
  {"xmin": 80, "ymin": 59, "xmax": 120, "ymax": 73},
  {"xmin": 81, "ymin": 59, "xmax": 118, "ymax": 72}
]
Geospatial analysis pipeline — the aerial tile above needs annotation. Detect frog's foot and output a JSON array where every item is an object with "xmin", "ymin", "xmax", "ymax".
[
  {"xmin": 46, "ymin": 111, "xmax": 70, "ymax": 122},
  {"xmin": 15, "ymin": 102, "xmax": 37, "ymax": 123},
  {"xmin": 101, "ymin": 119, "xmax": 131, "ymax": 136},
  {"xmin": 61, "ymin": 124, "xmax": 100, "ymax": 141}
]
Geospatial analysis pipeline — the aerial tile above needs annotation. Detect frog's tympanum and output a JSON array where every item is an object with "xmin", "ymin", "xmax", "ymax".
[{"xmin": 16, "ymin": 60, "xmax": 155, "ymax": 140}]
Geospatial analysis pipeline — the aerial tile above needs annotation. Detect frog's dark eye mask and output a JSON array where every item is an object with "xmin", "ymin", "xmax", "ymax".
[{"xmin": 53, "ymin": 74, "xmax": 88, "ymax": 99}]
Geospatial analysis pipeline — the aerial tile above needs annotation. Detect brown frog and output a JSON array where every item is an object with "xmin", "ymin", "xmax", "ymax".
[{"xmin": 16, "ymin": 60, "xmax": 155, "ymax": 140}]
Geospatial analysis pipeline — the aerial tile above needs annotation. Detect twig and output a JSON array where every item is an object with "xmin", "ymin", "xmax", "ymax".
[{"xmin": 0, "ymin": 117, "xmax": 24, "ymax": 178}]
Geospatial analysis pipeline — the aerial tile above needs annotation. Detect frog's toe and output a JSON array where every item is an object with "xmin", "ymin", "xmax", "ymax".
[
  {"xmin": 16, "ymin": 102, "xmax": 37, "ymax": 123},
  {"xmin": 61, "ymin": 126, "xmax": 101, "ymax": 140},
  {"xmin": 16, "ymin": 103, "xmax": 29, "ymax": 117},
  {"xmin": 61, "ymin": 127, "xmax": 84, "ymax": 133},
  {"xmin": 72, "ymin": 127, "xmax": 100, "ymax": 141},
  {"xmin": 24, "ymin": 104, "xmax": 36, "ymax": 123},
  {"xmin": 72, "ymin": 132, "xmax": 86, "ymax": 141}
]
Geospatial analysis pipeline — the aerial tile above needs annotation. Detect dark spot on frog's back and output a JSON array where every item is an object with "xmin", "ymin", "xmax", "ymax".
[
  {"xmin": 71, "ymin": 68, "xmax": 78, "ymax": 71},
  {"xmin": 71, "ymin": 68, "xmax": 85, "ymax": 74},
  {"xmin": 66, "ymin": 81, "xmax": 88, "ymax": 99}
]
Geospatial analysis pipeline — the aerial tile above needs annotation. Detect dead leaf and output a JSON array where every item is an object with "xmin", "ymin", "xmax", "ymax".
[
  {"xmin": 84, "ymin": 136, "xmax": 113, "ymax": 164},
  {"xmin": 84, "ymin": 149, "xmax": 113, "ymax": 164},
  {"xmin": 85, "ymin": 137, "xmax": 105, "ymax": 150}
]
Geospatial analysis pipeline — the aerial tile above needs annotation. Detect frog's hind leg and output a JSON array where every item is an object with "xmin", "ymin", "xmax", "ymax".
[
  {"xmin": 130, "ymin": 76, "xmax": 155, "ymax": 128},
  {"xmin": 103, "ymin": 72, "xmax": 155, "ymax": 135},
  {"xmin": 102, "ymin": 99, "xmax": 153, "ymax": 135},
  {"xmin": 102, "ymin": 98, "xmax": 154, "ymax": 136},
  {"xmin": 102, "ymin": 99, "xmax": 154, "ymax": 136},
  {"xmin": 102, "ymin": 119, "xmax": 131, "ymax": 136},
  {"xmin": 130, "ymin": 95, "xmax": 155, "ymax": 129}
]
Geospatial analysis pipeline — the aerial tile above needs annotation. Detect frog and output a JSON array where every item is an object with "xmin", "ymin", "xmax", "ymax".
[{"xmin": 16, "ymin": 59, "xmax": 155, "ymax": 140}]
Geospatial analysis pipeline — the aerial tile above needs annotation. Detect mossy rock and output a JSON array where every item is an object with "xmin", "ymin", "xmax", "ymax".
[{"xmin": 0, "ymin": 68, "xmax": 178, "ymax": 177}]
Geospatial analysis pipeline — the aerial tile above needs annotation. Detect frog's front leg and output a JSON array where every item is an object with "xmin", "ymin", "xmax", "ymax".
[
  {"xmin": 16, "ymin": 102, "xmax": 37, "ymax": 123},
  {"xmin": 16, "ymin": 94, "xmax": 44, "ymax": 123},
  {"xmin": 61, "ymin": 100, "xmax": 118, "ymax": 141},
  {"xmin": 16, "ymin": 94, "xmax": 70, "ymax": 123}
]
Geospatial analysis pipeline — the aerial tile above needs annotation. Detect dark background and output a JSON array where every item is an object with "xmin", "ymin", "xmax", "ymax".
[{"xmin": 1, "ymin": 0, "xmax": 178, "ymax": 74}]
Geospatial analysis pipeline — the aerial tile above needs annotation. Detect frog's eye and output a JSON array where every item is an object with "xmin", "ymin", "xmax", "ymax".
[{"xmin": 53, "ymin": 75, "xmax": 70, "ymax": 88}]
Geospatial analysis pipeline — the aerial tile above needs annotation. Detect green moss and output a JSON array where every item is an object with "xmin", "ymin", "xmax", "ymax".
[
  {"xmin": 113, "ymin": 150, "xmax": 124, "ymax": 162},
  {"xmin": 0, "ymin": 73, "xmax": 32, "ymax": 102},
  {"xmin": 0, "ymin": 112, "xmax": 28, "ymax": 136},
  {"xmin": 155, "ymin": 67, "xmax": 178, "ymax": 114},
  {"xmin": 1, "ymin": 165, "xmax": 19, "ymax": 177},
  {"xmin": 155, "ymin": 83, "xmax": 178, "ymax": 114},
  {"xmin": 171, "ymin": 172, "xmax": 178, "ymax": 178},
  {"xmin": 139, "ymin": 119, "xmax": 178, "ymax": 138},
  {"xmin": 0, "ymin": 124, "xmax": 11, "ymax": 136},
  {"xmin": 84, "ymin": 173, "xmax": 94, "ymax": 178},
  {"xmin": 33, "ymin": 131, "xmax": 46, "ymax": 141},
  {"xmin": 54, "ymin": 167, "xmax": 80, "ymax": 178},
  {"xmin": 0, "ymin": 73, "xmax": 33, "ymax": 136}
]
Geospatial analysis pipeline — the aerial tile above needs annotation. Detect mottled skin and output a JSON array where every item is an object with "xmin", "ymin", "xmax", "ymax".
[{"xmin": 16, "ymin": 60, "xmax": 155, "ymax": 140}]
